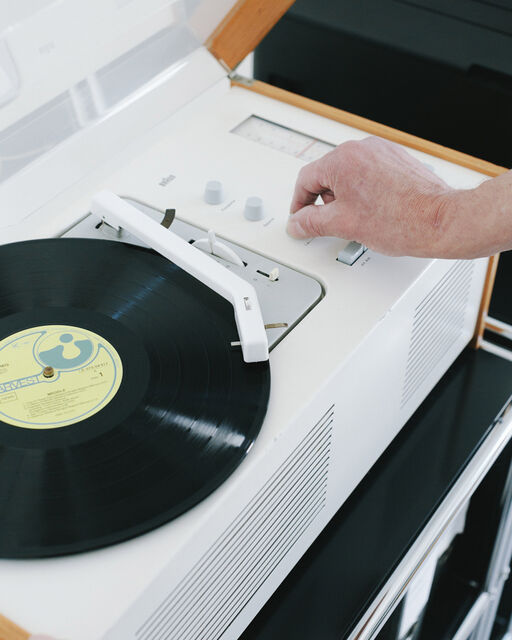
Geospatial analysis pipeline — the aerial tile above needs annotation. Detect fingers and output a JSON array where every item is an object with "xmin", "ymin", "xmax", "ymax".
[
  {"xmin": 290, "ymin": 156, "xmax": 332, "ymax": 214},
  {"xmin": 287, "ymin": 201, "xmax": 353, "ymax": 239}
]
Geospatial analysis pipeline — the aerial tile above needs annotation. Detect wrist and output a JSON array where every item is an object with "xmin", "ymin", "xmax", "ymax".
[
  {"xmin": 426, "ymin": 184, "xmax": 503, "ymax": 259},
  {"xmin": 412, "ymin": 188, "xmax": 460, "ymax": 258}
]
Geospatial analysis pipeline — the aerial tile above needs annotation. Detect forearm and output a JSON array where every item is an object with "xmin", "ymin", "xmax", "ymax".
[{"xmin": 435, "ymin": 171, "xmax": 512, "ymax": 259}]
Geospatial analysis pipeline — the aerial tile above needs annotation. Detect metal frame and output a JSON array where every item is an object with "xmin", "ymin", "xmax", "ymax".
[
  {"xmin": 347, "ymin": 396, "xmax": 512, "ymax": 640},
  {"xmin": 470, "ymin": 458, "xmax": 512, "ymax": 640}
]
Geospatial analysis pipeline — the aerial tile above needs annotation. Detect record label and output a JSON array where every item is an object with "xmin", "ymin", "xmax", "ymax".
[{"xmin": 0, "ymin": 324, "xmax": 122, "ymax": 429}]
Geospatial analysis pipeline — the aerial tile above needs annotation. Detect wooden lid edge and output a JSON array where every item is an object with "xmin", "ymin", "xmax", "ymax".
[
  {"xmin": 232, "ymin": 79, "xmax": 508, "ymax": 178},
  {"xmin": 0, "ymin": 614, "xmax": 30, "ymax": 640},
  {"xmin": 207, "ymin": 0, "xmax": 295, "ymax": 71}
]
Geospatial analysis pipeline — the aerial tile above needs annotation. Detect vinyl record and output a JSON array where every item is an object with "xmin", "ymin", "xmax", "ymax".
[{"xmin": 0, "ymin": 238, "xmax": 270, "ymax": 558}]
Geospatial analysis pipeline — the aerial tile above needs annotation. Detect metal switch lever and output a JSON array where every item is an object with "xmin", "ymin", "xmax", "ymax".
[
  {"xmin": 192, "ymin": 230, "xmax": 245, "ymax": 267},
  {"xmin": 337, "ymin": 241, "xmax": 366, "ymax": 265}
]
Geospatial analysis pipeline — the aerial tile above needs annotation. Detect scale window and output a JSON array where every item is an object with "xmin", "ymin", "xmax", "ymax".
[{"xmin": 232, "ymin": 115, "xmax": 336, "ymax": 163}]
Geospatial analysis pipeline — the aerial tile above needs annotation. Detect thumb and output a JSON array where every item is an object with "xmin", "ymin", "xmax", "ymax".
[{"xmin": 287, "ymin": 202, "xmax": 348, "ymax": 240}]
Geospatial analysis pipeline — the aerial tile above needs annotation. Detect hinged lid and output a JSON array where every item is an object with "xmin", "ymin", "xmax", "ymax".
[
  {"xmin": 0, "ymin": 0, "xmax": 293, "ymax": 223},
  {"xmin": 206, "ymin": 0, "xmax": 296, "ymax": 70}
]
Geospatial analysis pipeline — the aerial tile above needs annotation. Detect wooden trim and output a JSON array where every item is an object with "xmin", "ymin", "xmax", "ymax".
[
  {"xmin": 232, "ymin": 80, "xmax": 508, "ymax": 178},
  {"xmin": 472, "ymin": 255, "xmax": 501, "ymax": 349},
  {"xmin": 0, "ymin": 614, "xmax": 30, "ymax": 640},
  {"xmin": 206, "ymin": 0, "xmax": 295, "ymax": 70},
  {"xmin": 232, "ymin": 79, "xmax": 509, "ymax": 348}
]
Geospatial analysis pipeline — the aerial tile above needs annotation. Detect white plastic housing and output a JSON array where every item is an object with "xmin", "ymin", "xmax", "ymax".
[{"xmin": 0, "ymin": 38, "xmax": 493, "ymax": 640}]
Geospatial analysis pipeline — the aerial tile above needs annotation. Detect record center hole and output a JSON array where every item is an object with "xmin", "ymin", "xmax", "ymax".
[{"xmin": 43, "ymin": 366, "xmax": 55, "ymax": 379}]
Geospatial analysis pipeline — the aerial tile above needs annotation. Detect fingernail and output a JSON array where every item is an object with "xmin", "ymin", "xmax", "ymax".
[{"xmin": 286, "ymin": 215, "xmax": 307, "ymax": 239}]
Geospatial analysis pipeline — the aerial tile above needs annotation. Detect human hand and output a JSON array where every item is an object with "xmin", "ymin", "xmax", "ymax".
[{"xmin": 287, "ymin": 136, "xmax": 458, "ymax": 257}]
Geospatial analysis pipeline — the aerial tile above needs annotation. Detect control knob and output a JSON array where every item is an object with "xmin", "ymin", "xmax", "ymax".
[
  {"xmin": 204, "ymin": 180, "xmax": 224, "ymax": 205},
  {"xmin": 244, "ymin": 196, "xmax": 264, "ymax": 221}
]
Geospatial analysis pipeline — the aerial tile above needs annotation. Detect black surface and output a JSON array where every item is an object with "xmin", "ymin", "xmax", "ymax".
[
  {"xmin": 255, "ymin": 0, "xmax": 512, "ymax": 167},
  {"xmin": 0, "ymin": 239, "xmax": 270, "ymax": 558},
  {"xmin": 241, "ymin": 348, "xmax": 512, "ymax": 640}
]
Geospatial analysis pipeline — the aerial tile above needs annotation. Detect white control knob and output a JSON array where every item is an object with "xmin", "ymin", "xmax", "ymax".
[
  {"xmin": 244, "ymin": 196, "xmax": 264, "ymax": 221},
  {"xmin": 204, "ymin": 180, "xmax": 224, "ymax": 205}
]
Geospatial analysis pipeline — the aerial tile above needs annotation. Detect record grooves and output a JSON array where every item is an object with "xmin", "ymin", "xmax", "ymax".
[{"xmin": 0, "ymin": 238, "xmax": 270, "ymax": 558}]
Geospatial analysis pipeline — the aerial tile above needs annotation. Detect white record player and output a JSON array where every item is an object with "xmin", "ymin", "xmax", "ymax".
[{"xmin": 0, "ymin": 1, "xmax": 504, "ymax": 639}]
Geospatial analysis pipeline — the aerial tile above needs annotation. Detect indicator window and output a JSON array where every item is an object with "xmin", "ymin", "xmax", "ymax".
[{"xmin": 232, "ymin": 115, "xmax": 336, "ymax": 163}]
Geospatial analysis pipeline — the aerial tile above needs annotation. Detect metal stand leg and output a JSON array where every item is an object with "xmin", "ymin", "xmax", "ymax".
[
  {"xmin": 472, "ymin": 461, "xmax": 512, "ymax": 640},
  {"xmin": 503, "ymin": 612, "xmax": 512, "ymax": 640}
]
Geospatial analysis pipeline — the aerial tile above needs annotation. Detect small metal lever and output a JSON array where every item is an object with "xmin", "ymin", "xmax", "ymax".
[{"xmin": 161, "ymin": 209, "xmax": 176, "ymax": 229}]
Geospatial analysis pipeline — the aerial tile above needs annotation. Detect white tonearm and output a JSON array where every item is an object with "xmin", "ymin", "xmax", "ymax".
[{"xmin": 90, "ymin": 190, "xmax": 269, "ymax": 363}]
